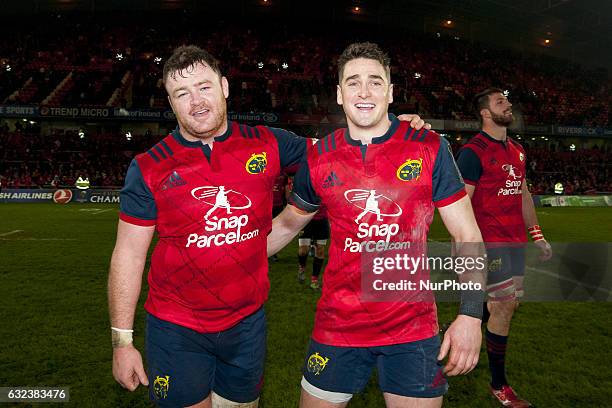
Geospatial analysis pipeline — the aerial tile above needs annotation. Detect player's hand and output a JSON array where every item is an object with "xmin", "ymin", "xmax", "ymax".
[
  {"xmin": 397, "ymin": 114, "xmax": 432, "ymax": 130},
  {"xmin": 438, "ymin": 315, "xmax": 481, "ymax": 376},
  {"xmin": 535, "ymin": 239, "xmax": 552, "ymax": 261},
  {"xmin": 113, "ymin": 344, "xmax": 149, "ymax": 391}
]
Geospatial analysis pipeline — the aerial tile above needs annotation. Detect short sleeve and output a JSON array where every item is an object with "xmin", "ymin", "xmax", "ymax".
[
  {"xmin": 289, "ymin": 159, "xmax": 320, "ymax": 213},
  {"xmin": 456, "ymin": 147, "xmax": 482, "ymax": 186},
  {"xmin": 269, "ymin": 127, "xmax": 307, "ymax": 169},
  {"xmin": 119, "ymin": 159, "xmax": 157, "ymax": 226},
  {"xmin": 432, "ymin": 137, "xmax": 467, "ymax": 207}
]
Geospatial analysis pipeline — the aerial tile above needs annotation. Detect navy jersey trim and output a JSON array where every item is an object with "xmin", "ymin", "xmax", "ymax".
[
  {"xmin": 345, "ymin": 113, "xmax": 399, "ymax": 146},
  {"xmin": 153, "ymin": 144, "xmax": 167, "ymax": 160},
  {"xmin": 456, "ymin": 147, "xmax": 483, "ymax": 184},
  {"xmin": 432, "ymin": 137, "xmax": 465, "ymax": 203},
  {"xmin": 159, "ymin": 140, "xmax": 173, "ymax": 156},
  {"xmin": 479, "ymin": 131, "xmax": 507, "ymax": 146},
  {"xmin": 270, "ymin": 127, "xmax": 307, "ymax": 168},
  {"xmin": 147, "ymin": 149, "xmax": 160, "ymax": 162},
  {"xmin": 291, "ymin": 160, "xmax": 320, "ymax": 212},
  {"xmin": 170, "ymin": 121, "xmax": 233, "ymax": 146},
  {"xmin": 120, "ymin": 159, "xmax": 158, "ymax": 221}
]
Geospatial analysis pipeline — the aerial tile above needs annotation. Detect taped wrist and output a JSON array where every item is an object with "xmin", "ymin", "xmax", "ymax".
[
  {"xmin": 111, "ymin": 327, "xmax": 133, "ymax": 348},
  {"xmin": 528, "ymin": 224, "xmax": 545, "ymax": 242}
]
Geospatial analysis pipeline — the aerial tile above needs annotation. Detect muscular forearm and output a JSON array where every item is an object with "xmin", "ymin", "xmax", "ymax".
[
  {"xmin": 108, "ymin": 250, "xmax": 146, "ymax": 329},
  {"xmin": 108, "ymin": 220, "xmax": 154, "ymax": 330},
  {"xmin": 268, "ymin": 205, "xmax": 314, "ymax": 256},
  {"xmin": 522, "ymin": 187, "xmax": 538, "ymax": 227}
]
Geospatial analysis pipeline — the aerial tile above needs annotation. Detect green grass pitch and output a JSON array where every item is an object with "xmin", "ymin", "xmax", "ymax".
[{"xmin": 0, "ymin": 204, "xmax": 610, "ymax": 407}]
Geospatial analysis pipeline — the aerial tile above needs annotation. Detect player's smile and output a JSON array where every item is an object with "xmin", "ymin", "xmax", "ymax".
[
  {"xmin": 337, "ymin": 58, "xmax": 393, "ymax": 138},
  {"xmin": 355, "ymin": 103, "xmax": 376, "ymax": 113},
  {"xmin": 191, "ymin": 106, "xmax": 211, "ymax": 117}
]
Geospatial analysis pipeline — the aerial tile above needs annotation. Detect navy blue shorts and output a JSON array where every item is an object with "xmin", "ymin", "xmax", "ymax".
[
  {"xmin": 302, "ymin": 335, "xmax": 448, "ymax": 398},
  {"xmin": 487, "ymin": 246, "xmax": 526, "ymax": 284},
  {"xmin": 145, "ymin": 308, "xmax": 266, "ymax": 407}
]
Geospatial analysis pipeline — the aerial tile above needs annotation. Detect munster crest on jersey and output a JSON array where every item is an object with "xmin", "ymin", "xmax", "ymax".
[
  {"xmin": 307, "ymin": 352, "xmax": 330, "ymax": 375},
  {"xmin": 396, "ymin": 158, "xmax": 423, "ymax": 181},
  {"xmin": 246, "ymin": 152, "xmax": 268, "ymax": 174}
]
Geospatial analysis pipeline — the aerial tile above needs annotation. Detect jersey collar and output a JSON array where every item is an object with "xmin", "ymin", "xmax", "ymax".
[
  {"xmin": 479, "ymin": 130, "xmax": 507, "ymax": 145},
  {"xmin": 344, "ymin": 113, "xmax": 399, "ymax": 146},
  {"xmin": 171, "ymin": 121, "xmax": 233, "ymax": 147}
]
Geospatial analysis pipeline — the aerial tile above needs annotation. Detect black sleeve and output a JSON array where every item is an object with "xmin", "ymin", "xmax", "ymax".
[
  {"xmin": 289, "ymin": 159, "xmax": 320, "ymax": 213},
  {"xmin": 456, "ymin": 147, "xmax": 482, "ymax": 184},
  {"xmin": 432, "ymin": 137, "xmax": 466, "ymax": 204},
  {"xmin": 269, "ymin": 127, "xmax": 307, "ymax": 169}
]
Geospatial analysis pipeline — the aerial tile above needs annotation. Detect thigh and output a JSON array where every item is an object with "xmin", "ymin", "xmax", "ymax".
[
  {"xmin": 214, "ymin": 307, "xmax": 267, "ymax": 403},
  {"xmin": 486, "ymin": 246, "xmax": 517, "ymax": 301},
  {"xmin": 376, "ymin": 335, "xmax": 448, "ymax": 399},
  {"xmin": 302, "ymin": 338, "xmax": 375, "ymax": 395},
  {"xmin": 145, "ymin": 313, "xmax": 215, "ymax": 407}
]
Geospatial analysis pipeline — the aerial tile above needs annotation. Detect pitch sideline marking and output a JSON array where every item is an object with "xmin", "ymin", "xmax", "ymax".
[
  {"xmin": 0, "ymin": 230, "xmax": 24, "ymax": 237},
  {"xmin": 526, "ymin": 266, "xmax": 612, "ymax": 296}
]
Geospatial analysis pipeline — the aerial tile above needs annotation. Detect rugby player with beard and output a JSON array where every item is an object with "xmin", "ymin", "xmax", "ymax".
[{"xmin": 456, "ymin": 88, "xmax": 552, "ymax": 407}]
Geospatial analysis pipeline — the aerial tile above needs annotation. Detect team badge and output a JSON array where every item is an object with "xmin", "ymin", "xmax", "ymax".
[
  {"xmin": 307, "ymin": 352, "xmax": 330, "ymax": 375},
  {"xmin": 488, "ymin": 258, "xmax": 502, "ymax": 273},
  {"xmin": 153, "ymin": 375, "xmax": 170, "ymax": 399},
  {"xmin": 396, "ymin": 158, "xmax": 423, "ymax": 181},
  {"xmin": 246, "ymin": 152, "xmax": 267, "ymax": 174},
  {"xmin": 519, "ymin": 152, "xmax": 524, "ymax": 162}
]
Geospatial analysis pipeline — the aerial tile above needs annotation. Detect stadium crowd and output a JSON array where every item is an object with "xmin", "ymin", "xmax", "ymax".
[
  {"xmin": 1, "ymin": 14, "xmax": 611, "ymax": 127},
  {"xmin": 1, "ymin": 125, "xmax": 610, "ymax": 194},
  {"xmin": 1, "ymin": 14, "xmax": 611, "ymax": 194}
]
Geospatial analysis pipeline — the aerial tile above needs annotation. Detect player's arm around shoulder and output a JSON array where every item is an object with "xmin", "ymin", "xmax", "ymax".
[{"xmin": 108, "ymin": 220, "xmax": 155, "ymax": 391}]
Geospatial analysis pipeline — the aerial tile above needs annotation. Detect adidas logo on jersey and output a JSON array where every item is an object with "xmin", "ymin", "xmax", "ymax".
[
  {"xmin": 162, "ymin": 171, "xmax": 187, "ymax": 190},
  {"xmin": 322, "ymin": 172, "xmax": 343, "ymax": 188}
]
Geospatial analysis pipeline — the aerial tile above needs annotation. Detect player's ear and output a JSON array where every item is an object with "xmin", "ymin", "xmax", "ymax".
[
  {"xmin": 388, "ymin": 83, "xmax": 394, "ymax": 104},
  {"xmin": 337, "ymin": 84, "xmax": 343, "ymax": 106},
  {"xmin": 221, "ymin": 76, "xmax": 229, "ymax": 99},
  {"xmin": 480, "ymin": 108, "xmax": 491, "ymax": 120}
]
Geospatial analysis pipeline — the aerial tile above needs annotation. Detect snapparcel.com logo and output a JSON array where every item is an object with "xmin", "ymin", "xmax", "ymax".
[
  {"xmin": 498, "ymin": 164, "xmax": 522, "ymax": 196},
  {"xmin": 186, "ymin": 186, "xmax": 259, "ymax": 248},
  {"xmin": 343, "ymin": 189, "xmax": 409, "ymax": 253}
]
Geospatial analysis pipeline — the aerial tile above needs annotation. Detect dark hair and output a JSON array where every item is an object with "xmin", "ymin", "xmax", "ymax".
[
  {"xmin": 473, "ymin": 87, "xmax": 504, "ymax": 119},
  {"xmin": 337, "ymin": 42, "xmax": 391, "ymax": 83},
  {"xmin": 163, "ymin": 45, "xmax": 222, "ymax": 84}
]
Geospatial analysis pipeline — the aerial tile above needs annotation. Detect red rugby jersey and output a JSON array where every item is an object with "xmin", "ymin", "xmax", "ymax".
[
  {"xmin": 456, "ymin": 132, "xmax": 527, "ymax": 243},
  {"xmin": 291, "ymin": 116, "xmax": 466, "ymax": 347},
  {"xmin": 120, "ymin": 122, "xmax": 304, "ymax": 332}
]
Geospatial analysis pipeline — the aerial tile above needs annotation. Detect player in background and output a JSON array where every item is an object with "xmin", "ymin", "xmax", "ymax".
[
  {"xmin": 297, "ymin": 204, "xmax": 329, "ymax": 289},
  {"xmin": 108, "ymin": 45, "xmax": 429, "ymax": 408},
  {"xmin": 268, "ymin": 42, "xmax": 486, "ymax": 408},
  {"xmin": 456, "ymin": 87, "xmax": 552, "ymax": 408}
]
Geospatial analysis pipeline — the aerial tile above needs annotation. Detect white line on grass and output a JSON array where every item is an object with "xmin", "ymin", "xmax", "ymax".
[
  {"xmin": 0, "ymin": 237, "xmax": 77, "ymax": 241},
  {"xmin": 0, "ymin": 230, "xmax": 23, "ymax": 237},
  {"xmin": 526, "ymin": 266, "xmax": 612, "ymax": 296}
]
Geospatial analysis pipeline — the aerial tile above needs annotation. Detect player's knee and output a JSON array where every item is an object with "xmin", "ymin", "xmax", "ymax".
[
  {"xmin": 301, "ymin": 377, "xmax": 352, "ymax": 405},
  {"xmin": 211, "ymin": 392, "xmax": 258, "ymax": 408},
  {"xmin": 488, "ymin": 299, "xmax": 516, "ymax": 321},
  {"xmin": 315, "ymin": 246, "xmax": 326, "ymax": 258}
]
